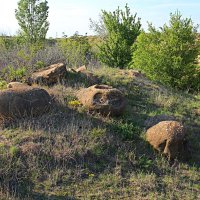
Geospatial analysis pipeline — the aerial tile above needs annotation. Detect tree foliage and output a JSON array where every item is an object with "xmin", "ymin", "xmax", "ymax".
[
  {"xmin": 131, "ymin": 11, "xmax": 200, "ymax": 91},
  {"xmin": 91, "ymin": 4, "xmax": 141, "ymax": 68},
  {"xmin": 15, "ymin": 0, "xmax": 49, "ymax": 43}
]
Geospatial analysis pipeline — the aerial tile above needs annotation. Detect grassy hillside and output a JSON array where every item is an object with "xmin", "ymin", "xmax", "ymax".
[{"xmin": 0, "ymin": 66, "xmax": 200, "ymax": 200}]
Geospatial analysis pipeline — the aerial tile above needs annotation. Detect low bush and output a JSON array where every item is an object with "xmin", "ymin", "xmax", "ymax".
[
  {"xmin": 58, "ymin": 33, "xmax": 92, "ymax": 67},
  {"xmin": 0, "ymin": 38, "xmax": 65, "ymax": 82},
  {"xmin": 1, "ymin": 65, "xmax": 26, "ymax": 82}
]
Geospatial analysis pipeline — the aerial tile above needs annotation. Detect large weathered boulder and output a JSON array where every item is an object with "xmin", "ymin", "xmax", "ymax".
[
  {"xmin": 146, "ymin": 121, "xmax": 189, "ymax": 159},
  {"xmin": 0, "ymin": 86, "xmax": 51, "ymax": 120},
  {"xmin": 28, "ymin": 63, "xmax": 67, "ymax": 85},
  {"xmin": 77, "ymin": 84, "xmax": 126, "ymax": 116}
]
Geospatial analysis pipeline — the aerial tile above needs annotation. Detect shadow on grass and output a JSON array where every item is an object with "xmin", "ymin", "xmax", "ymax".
[{"xmin": 61, "ymin": 70, "xmax": 100, "ymax": 88}]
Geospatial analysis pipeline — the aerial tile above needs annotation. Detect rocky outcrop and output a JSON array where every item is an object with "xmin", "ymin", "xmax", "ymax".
[
  {"xmin": 146, "ymin": 121, "xmax": 189, "ymax": 159},
  {"xmin": 77, "ymin": 84, "xmax": 126, "ymax": 116},
  {"xmin": 28, "ymin": 63, "xmax": 67, "ymax": 85},
  {"xmin": 0, "ymin": 86, "xmax": 51, "ymax": 120}
]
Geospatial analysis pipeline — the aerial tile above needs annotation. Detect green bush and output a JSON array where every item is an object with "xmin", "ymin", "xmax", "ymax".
[
  {"xmin": 0, "ymin": 80, "xmax": 7, "ymax": 89},
  {"xmin": 0, "ymin": 35, "xmax": 16, "ymax": 50},
  {"xmin": 93, "ymin": 4, "xmax": 141, "ymax": 68},
  {"xmin": 34, "ymin": 60, "xmax": 45, "ymax": 70},
  {"xmin": 58, "ymin": 33, "xmax": 92, "ymax": 67},
  {"xmin": 1, "ymin": 65, "xmax": 27, "ymax": 82},
  {"xmin": 131, "ymin": 11, "xmax": 200, "ymax": 91}
]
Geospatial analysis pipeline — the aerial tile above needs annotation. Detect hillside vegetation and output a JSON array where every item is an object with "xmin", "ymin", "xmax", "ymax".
[
  {"xmin": 0, "ymin": 66, "xmax": 200, "ymax": 199},
  {"xmin": 0, "ymin": 3, "xmax": 200, "ymax": 200}
]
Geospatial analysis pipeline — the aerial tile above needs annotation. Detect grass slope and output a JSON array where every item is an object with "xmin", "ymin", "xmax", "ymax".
[{"xmin": 0, "ymin": 66, "xmax": 200, "ymax": 200}]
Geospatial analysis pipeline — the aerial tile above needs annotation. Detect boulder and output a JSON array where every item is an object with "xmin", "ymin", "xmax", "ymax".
[
  {"xmin": 75, "ymin": 65, "xmax": 87, "ymax": 73},
  {"xmin": 7, "ymin": 82, "xmax": 30, "ymax": 89},
  {"xmin": 77, "ymin": 84, "xmax": 126, "ymax": 116},
  {"xmin": 28, "ymin": 63, "xmax": 67, "ymax": 85},
  {"xmin": 0, "ymin": 86, "xmax": 51, "ymax": 120},
  {"xmin": 146, "ymin": 121, "xmax": 189, "ymax": 159}
]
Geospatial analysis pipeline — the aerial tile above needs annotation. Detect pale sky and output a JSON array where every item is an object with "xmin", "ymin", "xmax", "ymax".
[{"xmin": 0, "ymin": 0, "xmax": 199, "ymax": 38}]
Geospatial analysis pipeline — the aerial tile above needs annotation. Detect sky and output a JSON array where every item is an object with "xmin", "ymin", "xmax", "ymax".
[{"xmin": 0, "ymin": 0, "xmax": 200, "ymax": 38}]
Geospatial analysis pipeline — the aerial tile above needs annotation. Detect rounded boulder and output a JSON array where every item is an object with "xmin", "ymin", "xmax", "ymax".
[
  {"xmin": 146, "ymin": 121, "xmax": 189, "ymax": 159},
  {"xmin": 0, "ymin": 86, "xmax": 51, "ymax": 120},
  {"xmin": 77, "ymin": 84, "xmax": 126, "ymax": 116}
]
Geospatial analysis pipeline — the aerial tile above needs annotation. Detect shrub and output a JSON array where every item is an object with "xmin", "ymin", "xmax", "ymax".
[
  {"xmin": 32, "ymin": 44, "xmax": 65, "ymax": 66},
  {"xmin": 1, "ymin": 65, "xmax": 27, "ymax": 82},
  {"xmin": 58, "ymin": 32, "xmax": 92, "ymax": 67},
  {"xmin": 91, "ymin": 4, "xmax": 141, "ymax": 68},
  {"xmin": 0, "ymin": 80, "xmax": 7, "ymax": 89},
  {"xmin": 131, "ymin": 11, "xmax": 200, "ymax": 91},
  {"xmin": 0, "ymin": 39, "xmax": 64, "ymax": 83},
  {"xmin": 0, "ymin": 35, "xmax": 16, "ymax": 50}
]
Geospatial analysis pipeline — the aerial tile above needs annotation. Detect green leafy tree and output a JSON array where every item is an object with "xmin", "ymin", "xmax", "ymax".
[
  {"xmin": 15, "ymin": 0, "xmax": 49, "ymax": 43},
  {"xmin": 91, "ymin": 4, "xmax": 141, "ymax": 68},
  {"xmin": 131, "ymin": 11, "xmax": 200, "ymax": 91}
]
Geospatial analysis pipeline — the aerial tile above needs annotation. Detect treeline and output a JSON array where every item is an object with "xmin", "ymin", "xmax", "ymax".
[
  {"xmin": 90, "ymin": 4, "xmax": 200, "ymax": 92},
  {"xmin": 0, "ymin": 1, "xmax": 200, "ymax": 92}
]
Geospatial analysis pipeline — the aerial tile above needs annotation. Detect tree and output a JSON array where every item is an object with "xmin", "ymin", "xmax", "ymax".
[
  {"xmin": 15, "ymin": 0, "xmax": 49, "ymax": 43},
  {"xmin": 131, "ymin": 11, "xmax": 200, "ymax": 91},
  {"xmin": 90, "ymin": 4, "xmax": 141, "ymax": 68},
  {"xmin": 89, "ymin": 15, "xmax": 107, "ymax": 38}
]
